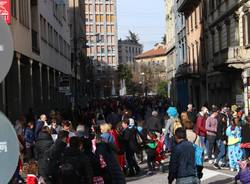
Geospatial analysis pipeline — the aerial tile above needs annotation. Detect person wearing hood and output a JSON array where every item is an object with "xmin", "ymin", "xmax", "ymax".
[
  {"xmin": 34, "ymin": 126, "xmax": 53, "ymax": 179},
  {"xmin": 165, "ymin": 107, "xmax": 181, "ymax": 151}
]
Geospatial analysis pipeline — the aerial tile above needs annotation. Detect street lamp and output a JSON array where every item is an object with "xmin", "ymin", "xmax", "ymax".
[{"xmin": 141, "ymin": 72, "xmax": 145, "ymax": 96}]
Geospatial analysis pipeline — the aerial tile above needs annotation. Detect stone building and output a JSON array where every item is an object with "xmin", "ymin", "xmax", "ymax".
[
  {"xmin": 204, "ymin": 0, "xmax": 250, "ymax": 111},
  {"xmin": 118, "ymin": 39, "xmax": 143, "ymax": 65}
]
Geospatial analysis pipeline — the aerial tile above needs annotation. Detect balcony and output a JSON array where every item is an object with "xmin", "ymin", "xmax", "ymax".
[
  {"xmin": 177, "ymin": 0, "xmax": 199, "ymax": 12},
  {"xmin": 176, "ymin": 62, "xmax": 199, "ymax": 78},
  {"xmin": 213, "ymin": 47, "xmax": 250, "ymax": 70}
]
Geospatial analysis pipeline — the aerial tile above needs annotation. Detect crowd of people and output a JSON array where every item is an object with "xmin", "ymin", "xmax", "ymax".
[{"xmin": 8, "ymin": 96, "xmax": 250, "ymax": 184}]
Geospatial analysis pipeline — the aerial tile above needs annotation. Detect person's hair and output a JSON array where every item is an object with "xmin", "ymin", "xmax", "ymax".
[
  {"xmin": 62, "ymin": 120, "xmax": 71, "ymax": 127},
  {"xmin": 121, "ymin": 119, "xmax": 129, "ymax": 125},
  {"xmin": 26, "ymin": 160, "xmax": 38, "ymax": 175},
  {"xmin": 100, "ymin": 123, "xmax": 111, "ymax": 133},
  {"xmin": 58, "ymin": 130, "xmax": 69, "ymax": 140},
  {"xmin": 41, "ymin": 126, "xmax": 51, "ymax": 134},
  {"xmin": 50, "ymin": 119, "xmax": 57, "ymax": 124},
  {"xmin": 27, "ymin": 121, "xmax": 34, "ymax": 127},
  {"xmin": 175, "ymin": 127, "xmax": 187, "ymax": 140},
  {"xmin": 181, "ymin": 112, "xmax": 193, "ymax": 129},
  {"xmin": 69, "ymin": 136, "xmax": 80, "ymax": 149}
]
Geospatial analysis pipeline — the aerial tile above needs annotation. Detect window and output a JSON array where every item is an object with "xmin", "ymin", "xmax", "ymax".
[
  {"xmin": 211, "ymin": 31, "xmax": 215, "ymax": 54},
  {"xmin": 217, "ymin": 26, "xmax": 222, "ymax": 50},
  {"xmin": 48, "ymin": 23, "xmax": 53, "ymax": 47},
  {"xmin": 186, "ymin": 18, "xmax": 189, "ymax": 34},
  {"xmin": 11, "ymin": 0, "xmax": 17, "ymax": 18},
  {"xmin": 19, "ymin": 0, "xmax": 30, "ymax": 27},
  {"xmin": 40, "ymin": 15, "xmax": 47, "ymax": 42},
  {"xmin": 54, "ymin": 30, "xmax": 59, "ymax": 51},
  {"xmin": 194, "ymin": 8, "xmax": 197, "ymax": 27},
  {"xmin": 187, "ymin": 46, "xmax": 190, "ymax": 64},
  {"xmin": 226, "ymin": 21, "xmax": 231, "ymax": 47},
  {"xmin": 243, "ymin": 13, "xmax": 250, "ymax": 46},
  {"xmin": 190, "ymin": 14, "xmax": 193, "ymax": 31},
  {"xmin": 195, "ymin": 41, "xmax": 199, "ymax": 71}
]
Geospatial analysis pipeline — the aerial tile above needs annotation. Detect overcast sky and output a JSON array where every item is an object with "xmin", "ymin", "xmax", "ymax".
[{"xmin": 117, "ymin": 0, "xmax": 165, "ymax": 51}]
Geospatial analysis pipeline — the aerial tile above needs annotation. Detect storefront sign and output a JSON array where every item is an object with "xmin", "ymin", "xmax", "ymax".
[
  {"xmin": 0, "ymin": 112, "xmax": 19, "ymax": 184},
  {"xmin": 0, "ymin": 0, "xmax": 11, "ymax": 24},
  {"xmin": 0, "ymin": 16, "xmax": 13, "ymax": 83}
]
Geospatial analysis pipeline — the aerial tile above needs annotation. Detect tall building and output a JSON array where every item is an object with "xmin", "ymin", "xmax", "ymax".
[
  {"xmin": 84, "ymin": 0, "xmax": 118, "ymax": 69},
  {"xmin": 165, "ymin": 0, "xmax": 177, "ymax": 102},
  {"xmin": 175, "ymin": 0, "xmax": 188, "ymax": 111},
  {"xmin": 83, "ymin": 0, "xmax": 118, "ymax": 97},
  {"xmin": 0, "ymin": 0, "xmax": 72, "ymax": 120},
  {"xmin": 118, "ymin": 39, "xmax": 143, "ymax": 65},
  {"xmin": 177, "ymin": 0, "xmax": 206, "ymax": 109}
]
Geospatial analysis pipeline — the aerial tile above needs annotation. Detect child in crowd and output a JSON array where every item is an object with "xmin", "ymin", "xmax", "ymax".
[
  {"xmin": 145, "ymin": 132, "xmax": 157, "ymax": 175},
  {"xmin": 26, "ymin": 160, "xmax": 38, "ymax": 184},
  {"xmin": 226, "ymin": 118, "xmax": 243, "ymax": 172},
  {"xmin": 24, "ymin": 121, "xmax": 35, "ymax": 162}
]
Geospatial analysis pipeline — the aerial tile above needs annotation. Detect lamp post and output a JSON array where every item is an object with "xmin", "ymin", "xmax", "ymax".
[{"xmin": 141, "ymin": 72, "xmax": 145, "ymax": 96}]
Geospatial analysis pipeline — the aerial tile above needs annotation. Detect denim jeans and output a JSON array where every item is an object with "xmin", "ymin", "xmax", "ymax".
[
  {"xmin": 206, "ymin": 135, "xmax": 217, "ymax": 160},
  {"xmin": 176, "ymin": 176, "xmax": 200, "ymax": 184},
  {"xmin": 215, "ymin": 140, "xmax": 226, "ymax": 164}
]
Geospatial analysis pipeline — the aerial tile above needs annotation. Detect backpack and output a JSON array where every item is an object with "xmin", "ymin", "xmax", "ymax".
[{"xmin": 173, "ymin": 118, "xmax": 182, "ymax": 134}]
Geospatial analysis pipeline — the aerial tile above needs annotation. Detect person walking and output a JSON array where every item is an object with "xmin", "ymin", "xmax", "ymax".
[
  {"xmin": 195, "ymin": 107, "xmax": 208, "ymax": 155},
  {"xmin": 241, "ymin": 115, "xmax": 250, "ymax": 159},
  {"xmin": 168, "ymin": 127, "xmax": 198, "ymax": 184},
  {"xmin": 145, "ymin": 111, "xmax": 162, "ymax": 134},
  {"xmin": 205, "ymin": 107, "xmax": 219, "ymax": 163},
  {"xmin": 226, "ymin": 118, "xmax": 242, "ymax": 172}
]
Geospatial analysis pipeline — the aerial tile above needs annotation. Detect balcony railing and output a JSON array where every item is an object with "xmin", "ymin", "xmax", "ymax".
[
  {"xmin": 214, "ymin": 47, "xmax": 250, "ymax": 69},
  {"xmin": 176, "ymin": 62, "xmax": 199, "ymax": 77}
]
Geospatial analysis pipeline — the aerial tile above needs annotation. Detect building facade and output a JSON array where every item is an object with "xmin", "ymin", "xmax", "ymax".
[
  {"xmin": 204, "ymin": 0, "xmax": 250, "ymax": 110},
  {"xmin": 165, "ymin": 0, "xmax": 177, "ymax": 102},
  {"xmin": 175, "ymin": 0, "xmax": 188, "ymax": 111},
  {"xmin": 83, "ymin": 0, "xmax": 119, "ymax": 97},
  {"xmin": 135, "ymin": 44, "xmax": 167, "ymax": 94},
  {"xmin": 177, "ymin": 0, "xmax": 206, "ymax": 110},
  {"xmin": 0, "ymin": 0, "xmax": 72, "ymax": 121},
  {"xmin": 118, "ymin": 39, "xmax": 143, "ymax": 65}
]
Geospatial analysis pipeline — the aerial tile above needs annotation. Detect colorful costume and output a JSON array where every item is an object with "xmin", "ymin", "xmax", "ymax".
[{"xmin": 226, "ymin": 125, "xmax": 242, "ymax": 170}]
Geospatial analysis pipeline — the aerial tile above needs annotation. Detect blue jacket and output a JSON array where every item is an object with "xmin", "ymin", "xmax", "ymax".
[
  {"xmin": 24, "ymin": 128, "xmax": 35, "ymax": 144},
  {"xmin": 168, "ymin": 140, "xmax": 196, "ymax": 183}
]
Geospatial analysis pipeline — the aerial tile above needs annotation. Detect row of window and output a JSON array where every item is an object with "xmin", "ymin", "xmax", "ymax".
[
  {"xmin": 86, "ymin": 34, "xmax": 116, "ymax": 44},
  {"xmin": 124, "ymin": 46, "xmax": 142, "ymax": 54},
  {"xmin": 85, "ymin": 24, "xmax": 115, "ymax": 33},
  {"xmin": 96, "ymin": 56, "xmax": 116, "ymax": 64},
  {"xmin": 85, "ymin": 3, "xmax": 115, "ymax": 12},
  {"xmin": 87, "ymin": 45, "xmax": 116, "ymax": 55},
  {"xmin": 186, "ymin": 3, "xmax": 202, "ymax": 34},
  {"xmin": 40, "ymin": 15, "xmax": 70, "ymax": 60},
  {"xmin": 11, "ymin": 0, "xmax": 30, "ymax": 27}
]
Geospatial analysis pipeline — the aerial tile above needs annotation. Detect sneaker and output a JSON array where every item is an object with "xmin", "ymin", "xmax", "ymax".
[
  {"xmin": 230, "ymin": 168, "xmax": 235, "ymax": 172},
  {"xmin": 220, "ymin": 164, "xmax": 229, "ymax": 170},
  {"xmin": 213, "ymin": 163, "xmax": 221, "ymax": 169},
  {"xmin": 147, "ymin": 171, "xmax": 153, "ymax": 176},
  {"xmin": 204, "ymin": 155, "xmax": 208, "ymax": 160},
  {"xmin": 208, "ymin": 160, "xmax": 214, "ymax": 164}
]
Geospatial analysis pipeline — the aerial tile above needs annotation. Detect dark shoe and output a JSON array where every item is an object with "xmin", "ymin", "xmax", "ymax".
[
  {"xmin": 213, "ymin": 163, "xmax": 221, "ymax": 169},
  {"xmin": 135, "ymin": 166, "xmax": 141, "ymax": 175}
]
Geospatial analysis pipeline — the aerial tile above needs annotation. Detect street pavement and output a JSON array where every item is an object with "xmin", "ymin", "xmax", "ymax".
[{"xmin": 127, "ymin": 161, "xmax": 236, "ymax": 184}]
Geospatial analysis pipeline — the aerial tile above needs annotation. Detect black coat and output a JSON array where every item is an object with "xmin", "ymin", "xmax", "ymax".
[
  {"xmin": 241, "ymin": 124, "xmax": 250, "ymax": 143},
  {"xmin": 34, "ymin": 132, "xmax": 53, "ymax": 176},
  {"xmin": 61, "ymin": 147, "xmax": 94, "ymax": 184},
  {"xmin": 122, "ymin": 127, "xmax": 138, "ymax": 152},
  {"xmin": 95, "ymin": 142, "xmax": 126, "ymax": 184},
  {"xmin": 145, "ymin": 116, "xmax": 162, "ymax": 133}
]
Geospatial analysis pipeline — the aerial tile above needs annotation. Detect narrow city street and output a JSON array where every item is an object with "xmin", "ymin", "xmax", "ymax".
[{"xmin": 127, "ymin": 162, "xmax": 236, "ymax": 184}]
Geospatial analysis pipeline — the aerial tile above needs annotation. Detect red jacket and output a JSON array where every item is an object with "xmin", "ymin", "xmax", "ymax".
[{"xmin": 195, "ymin": 115, "xmax": 207, "ymax": 137}]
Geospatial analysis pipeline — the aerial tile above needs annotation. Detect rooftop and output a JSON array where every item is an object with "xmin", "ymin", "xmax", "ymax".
[{"xmin": 135, "ymin": 45, "xmax": 166, "ymax": 59}]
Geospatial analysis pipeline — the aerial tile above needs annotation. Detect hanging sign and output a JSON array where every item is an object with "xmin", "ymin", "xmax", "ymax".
[{"xmin": 0, "ymin": 0, "xmax": 11, "ymax": 24}]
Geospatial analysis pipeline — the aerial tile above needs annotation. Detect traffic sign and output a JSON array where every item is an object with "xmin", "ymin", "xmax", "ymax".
[
  {"xmin": 0, "ymin": 16, "xmax": 14, "ymax": 83},
  {"xmin": 0, "ymin": 112, "xmax": 19, "ymax": 184}
]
